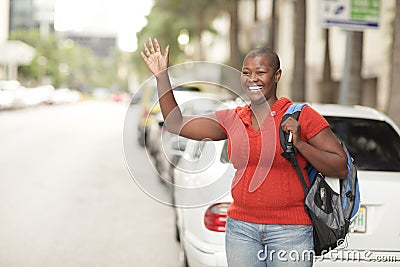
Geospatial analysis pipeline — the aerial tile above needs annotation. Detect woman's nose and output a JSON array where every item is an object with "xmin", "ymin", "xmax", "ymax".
[{"xmin": 249, "ymin": 73, "xmax": 258, "ymax": 81}]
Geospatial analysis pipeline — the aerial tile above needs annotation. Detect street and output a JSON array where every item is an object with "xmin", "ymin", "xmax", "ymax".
[{"xmin": 0, "ymin": 101, "xmax": 180, "ymax": 267}]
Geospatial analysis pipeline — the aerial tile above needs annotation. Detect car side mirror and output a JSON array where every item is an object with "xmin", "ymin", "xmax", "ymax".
[{"xmin": 171, "ymin": 140, "xmax": 186, "ymax": 151}]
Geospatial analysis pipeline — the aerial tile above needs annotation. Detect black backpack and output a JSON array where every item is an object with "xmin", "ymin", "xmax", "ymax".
[{"xmin": 280, "ymin": 103, "xmax": 361, "ymax": 256}]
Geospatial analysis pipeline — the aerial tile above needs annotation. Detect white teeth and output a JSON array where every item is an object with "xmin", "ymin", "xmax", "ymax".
[{"xmin": 249, "ymin": 86, "xmax": 263, "ymax": 91}]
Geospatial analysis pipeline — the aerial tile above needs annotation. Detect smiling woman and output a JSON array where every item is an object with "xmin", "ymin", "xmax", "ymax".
[
  {"xmin": 54, "ymin": 0, "xmax": 153, "ymax": 52},
  {"xmin": 140, "ymin": 38, "xmax": 349, "ymax": 266}
]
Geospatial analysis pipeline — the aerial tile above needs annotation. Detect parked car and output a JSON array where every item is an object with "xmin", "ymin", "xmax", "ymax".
[
  {"xmin": 130, "ymin": 89, "xmax": 143, "ymax": 105},
  {"xmin": 0, "ymin": 80, "xmax": 55, "ymax": 109},
  {"xmin": 92, "ymin": 87, "xmax": 111, "ymax": 100},
  {"xmin": 136, "ymin": 82, "xmax": 202, "ymax": 147},
  {"xmin": 0, "ymin": 80, "xmax": 27, "ymax": 109},
  {"xmin": 0, "ymin": 86, "xmax": 15, "ymax": 110},
  {"xmin": 137, "ymin": 82, "xmax": 233, "ymax": 148},
  {"xmin": 174, "ymin": 138, "xmax": 234, "ymax": 267},
  {"xmin": 109, "ymin": 91, "xmax": 130, "ymax": 103},
  {"xmin": 49, "ymin": 88, "xmax": 82, "ymax": 104},
  {"xmin": 21, "ymin": 85, "xmax": 55, "ymax": 106},
  {"xmin": 151, "ymin": 94, "xmax": 233, "ymax": 184},
  {"xmin": 173, "ymin": 103, "xmax": 400, "ymax": 267}
]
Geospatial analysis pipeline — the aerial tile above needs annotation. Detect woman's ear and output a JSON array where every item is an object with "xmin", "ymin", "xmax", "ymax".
[{"xmin": 275, "ymin": 69, "xmax": 282, "ymax": 83}]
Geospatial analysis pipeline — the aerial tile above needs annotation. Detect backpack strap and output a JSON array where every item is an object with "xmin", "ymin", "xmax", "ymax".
[
  {"xmin": 280, "ymin": 103, "xmax": 309, "ymax": 194},
  {"xmin": 279, "ymin": 103, "xmax": 308, "ymax": 154}
]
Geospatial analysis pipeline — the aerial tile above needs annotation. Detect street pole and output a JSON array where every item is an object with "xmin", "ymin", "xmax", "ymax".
[{"xmin": 339, "ymin": 30, "xmax": 353, "ymax": 105}]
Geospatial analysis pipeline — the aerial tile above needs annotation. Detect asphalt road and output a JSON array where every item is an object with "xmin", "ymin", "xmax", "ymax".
[{"xmin": 0, "ymin": 101, "xmax": 179, "ymax": 267}]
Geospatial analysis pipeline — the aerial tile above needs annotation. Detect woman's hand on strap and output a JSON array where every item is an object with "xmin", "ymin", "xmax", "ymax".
[
  {"xmin": 281, "ymin": 116, "xmax": 302, "ymax": 146},
  {"xmin": 141, "ymin": 37, "xmax": 169, "ymax": 77}
]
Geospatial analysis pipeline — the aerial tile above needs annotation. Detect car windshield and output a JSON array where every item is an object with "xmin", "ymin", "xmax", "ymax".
[
  {"xmin": 326, "ymin": 117, "xmax": 400, "ymax": 171},
  {"xmin": 151, "ymin": 85, "xmax": 201, "ymax": 102}
]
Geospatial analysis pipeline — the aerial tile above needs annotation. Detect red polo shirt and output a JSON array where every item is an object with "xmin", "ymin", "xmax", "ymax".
[{"xmin": 215, "ymin": 97, "xmax": 329, "ymax": 225}]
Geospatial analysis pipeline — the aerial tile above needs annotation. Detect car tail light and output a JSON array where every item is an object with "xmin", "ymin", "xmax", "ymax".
[{"xmin": 204, "ymin": 202, "xmax": 230, "ymax": 232}]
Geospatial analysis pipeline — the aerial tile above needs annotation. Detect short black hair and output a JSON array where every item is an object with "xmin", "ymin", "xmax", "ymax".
[{"xmin": 244, "ymin": 47, "xmax": 280, "ymax": 72}]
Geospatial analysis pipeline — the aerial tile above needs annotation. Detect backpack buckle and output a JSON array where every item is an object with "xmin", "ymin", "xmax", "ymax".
[{"xmin": 285, "ymin": 132, "xmax": 294, "ymax": 153}]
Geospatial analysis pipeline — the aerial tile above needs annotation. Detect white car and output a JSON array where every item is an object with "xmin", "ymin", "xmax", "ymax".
[
  {"xmin": 148, "ymin": 91, "xmax": 235, "ymax": 184},
  {"xmin": 173, "ymin": 103, "xmax": 400, "ymax": 267}
]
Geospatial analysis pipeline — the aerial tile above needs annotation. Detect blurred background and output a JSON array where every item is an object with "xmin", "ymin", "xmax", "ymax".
[
  {"xmin": 0, "ymin": 0, "xmax": 400, "ymax": 266},
  {"xmin": 0, "ymin": 0, "xmax": 399, "ymax": 121}
]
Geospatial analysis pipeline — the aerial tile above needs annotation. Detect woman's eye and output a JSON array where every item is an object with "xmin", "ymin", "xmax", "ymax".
[
  {"xmin": 242, "ymin": 72, "xmax": 250, "ymax": 76},
  {"xmin": 257, "ymin": 72, "xmax": 266, "ymax": 75}
]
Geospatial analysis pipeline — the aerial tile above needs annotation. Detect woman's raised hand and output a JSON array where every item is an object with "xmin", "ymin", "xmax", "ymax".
[{"xmin": 141, "ymin": 37, "xmax": 169, "ymax": 77}]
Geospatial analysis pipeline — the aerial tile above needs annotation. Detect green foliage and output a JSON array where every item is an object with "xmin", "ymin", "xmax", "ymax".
[
  {"xmin": 132, "ymin": 0, "xmax": 230, "ymax": 83},
  {"xmin": 10, "ymin": 29, "xmax": 58, "ymax": 83},
  {"xmin": 132, "ymin": 4, "xmax": 185, "ymax": 82},
  {"xmin": 9, "ymin": 29, "xmax": 120, "ymax": 91}
]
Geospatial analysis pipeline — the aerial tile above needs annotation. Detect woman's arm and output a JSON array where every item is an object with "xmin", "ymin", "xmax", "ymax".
[
  {"xmin": 281, "ymin": 117, "xmax": 348, "ymax": 179},
  {"xmin": 141, "ymin": 37, "xmax": 227, "ymax": 141}
]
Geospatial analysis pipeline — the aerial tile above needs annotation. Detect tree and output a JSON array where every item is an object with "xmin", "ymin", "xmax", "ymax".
[
  {"xmin": 133, "ymin": 4, "xmax": 186, "ymax": 82},
  {"xmin": 9, "ymin": 29, "xmax": 120, "ymax": 90},
  {"xmin": 133, "ymin": 0, "xmax": 241, "ymax": 80},
  {"xmin": 291, "ymin": 0, "xmax": 306, "ymax": 102},
  {"xmin": 388, "ymin": 0, "xmax": 400, "ymax": 125},
  {"xmin": 227, "ymin": 0, "xmax": 242, "ymax": 70},
  {"xmin": 10, "ymin": 29, "xmax": 59, "ymax": 84},
  {"xmin": 153, "ymin": 0, "xmax": 225, "ymax": 60},
  {"xmin": 269, "ymin": 0, "xmax": 277, "ymax": 50}
]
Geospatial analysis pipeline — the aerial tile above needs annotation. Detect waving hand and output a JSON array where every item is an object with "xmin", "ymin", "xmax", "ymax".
[{"xmin": 141, "ymin": 37, "xmax": 170, "ymax": 77}]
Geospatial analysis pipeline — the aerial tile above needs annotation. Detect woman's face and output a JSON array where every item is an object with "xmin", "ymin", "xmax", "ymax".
[{"xmin": 241, "ymin": 55, "xmax": 281, "ymax": 104}]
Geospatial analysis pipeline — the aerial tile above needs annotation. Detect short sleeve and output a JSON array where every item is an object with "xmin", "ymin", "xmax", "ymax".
[
  {"xmin": 215, "ymin": 108, "xmax": 236, "ymax": 136},
  {"xmin": 299, "ymin": 106, "xmax": 330, "ymax": 141}
]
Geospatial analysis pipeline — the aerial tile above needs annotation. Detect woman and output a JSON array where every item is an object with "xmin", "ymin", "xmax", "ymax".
[{"xmin": 141, "ymin": 37, "xmax": 347, "ymax": 266}]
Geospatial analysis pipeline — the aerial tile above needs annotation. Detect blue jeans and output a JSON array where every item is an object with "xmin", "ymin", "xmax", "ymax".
[{"xmin": 225, "ymin": 217, "xmax": 314, "ymax": 267}]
